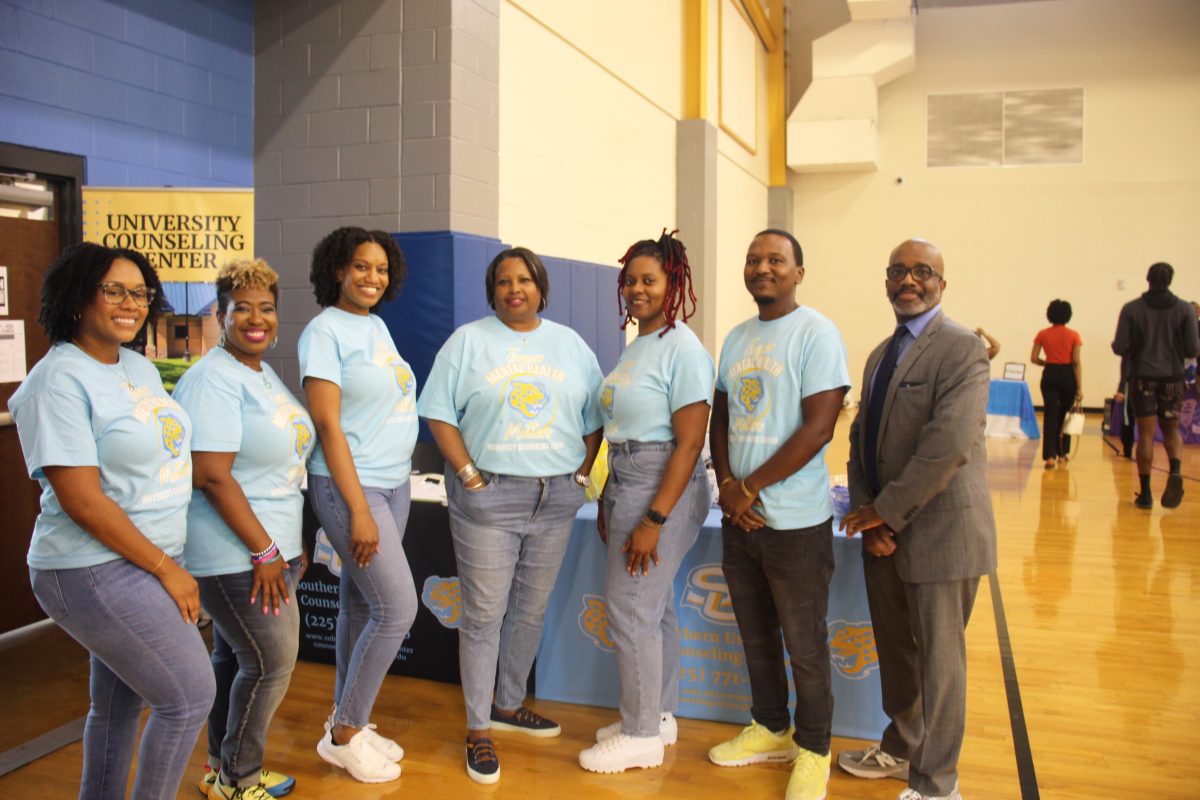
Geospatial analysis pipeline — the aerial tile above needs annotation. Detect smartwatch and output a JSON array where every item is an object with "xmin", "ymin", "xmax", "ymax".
[{"xmin": 645, "ymin": 509, "xmax": 667, "ymax": 526}]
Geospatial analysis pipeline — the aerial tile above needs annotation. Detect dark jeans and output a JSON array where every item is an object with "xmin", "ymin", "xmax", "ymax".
[
  {"xmin": 1040, "ymin": 363, "xmax": 1077, "ymax": 460},
  {"xmin": 199, "ymin": 557, "xmax": 302, "ymax": 788},
  {"xmin": 721, "ymin": 518, "xmax": 834, "ymax": 755}
]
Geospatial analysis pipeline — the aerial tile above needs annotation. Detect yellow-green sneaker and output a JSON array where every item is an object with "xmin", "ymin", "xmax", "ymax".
[
  {"xmin": 208, "ymin": 784, "xmax": 273, "ymax": 800},
  {"xmin": 707, "ymin": 721, "xmax": 799, "ymax": 766},
  {"xmin": 208, "ymin": 770, "xmax": 295, "ymax": 798},
  {"xmin": 785, "ymin": 748, "xmax": 831, "ymax": 800}
]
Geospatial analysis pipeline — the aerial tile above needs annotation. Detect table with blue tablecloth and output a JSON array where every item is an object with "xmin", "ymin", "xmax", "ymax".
[
  {"xmin": 985, "ymin": 378, "xmax": 1041, "ymax": 439},
  {"xmin": 534, "ymin": 504, "xmax": 889, "ymax": 740}
]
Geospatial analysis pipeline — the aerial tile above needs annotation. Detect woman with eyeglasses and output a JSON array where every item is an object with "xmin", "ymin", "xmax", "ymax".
[
  {"xmin": 173, "ymin": 259, "xmax": 313, "ymax": 799},
  {"xmin": 10, "ymin": 242, "xmax": 214, "ymax": 800}
]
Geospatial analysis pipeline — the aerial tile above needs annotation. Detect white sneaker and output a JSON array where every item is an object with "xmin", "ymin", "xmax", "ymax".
[
  {"xmin": 595, "ymin": 712, "xmax": 678, "ymax": 746},
  {"xmin": 361, "ymin": 724, "xmax": 404, "ymax": 762},
  {"xmin": 324, "ymin": 708, "xmax": 404, "ymax": 762},
  {"xmin": 578, "ymin": 733, "xmax": 665, "ymax": 773},
  {"xmin": 317, "ymin": 730, "xmax": 402, "ymax": 783},
  {"xmin": 898, "ymin": 783, "xmax": 962, "ymax": 800}
]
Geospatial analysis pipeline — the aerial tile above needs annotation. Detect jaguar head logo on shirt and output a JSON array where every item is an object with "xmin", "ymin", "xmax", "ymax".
[
  {"xmin": 508, "ymin": 380, "xmax": 549, "ymax": 419},
  {"xmin": 291, "ymin": 417, "xmax": 313, "ymax": 459},
  {"xmin": 158, "ymin": 412, "xmax": 185, "ymax": 458},
  {"xmin": 579, "ymin": 594, "xmax": 615, "ymax": 652},
  {"xmin": 599, "ymin": 385, "xmax": 615, "ymax": 419},
  {"xmin": 736, "ymin": 375, "xmax": 764, "ymax": 414},
  {"xmin": 828, "ymin": 619, "xmax": 879, "ymax": 680},
  {"xmin": 391, "ymin": 361, "xmax": 415, "ymax": 396}
]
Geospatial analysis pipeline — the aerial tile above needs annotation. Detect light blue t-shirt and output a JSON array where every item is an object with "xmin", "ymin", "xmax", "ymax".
[
  {"xmin": 298, "ymin": 307, "xmax": 418, "ymax": 488},
  {"xmin": 716, "ymin": 306, "xmax": 851, "ymax": 529},
  {"xmin": 10, "ymin": 344, "xmax": 193, "ymax": 569},
  {"xmin": 417, "ymin": 316, "xmax": 604, "ymax": 476},
  {"xmin": 600, "ymin": 323, "xmax": 714, "ymax": 443},
  {"xmin": 173, "ymin": 347, "xmax": 314, "ymax": 577}
]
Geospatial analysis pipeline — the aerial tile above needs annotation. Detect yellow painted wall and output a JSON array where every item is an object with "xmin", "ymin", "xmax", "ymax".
[
  {"xmin": 498, "ymin": 1, "xmax": 679, "ymax": 266},
  {"xmin": 791, "ymin": 0, "xmax": 1200, "ymax": 403}
]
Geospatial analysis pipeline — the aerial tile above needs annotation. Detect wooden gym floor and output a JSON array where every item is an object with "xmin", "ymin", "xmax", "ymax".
[{"xmin": 1, "ymin": 412, "xmax": 1198, "ymax": 799}]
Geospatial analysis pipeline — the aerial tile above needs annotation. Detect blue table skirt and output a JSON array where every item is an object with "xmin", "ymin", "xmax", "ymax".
[
  {"xmin": 535, "ymin": 504, "xmax": 889, "ymax": 740},
  {"xmin": 986, "ymin": 379, "xmax": 1041, "ymax": 439}
]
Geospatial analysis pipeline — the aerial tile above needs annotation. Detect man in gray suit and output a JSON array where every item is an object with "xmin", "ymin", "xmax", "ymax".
[{"xmin": 838, "ymin": 238, "xmax": 997, "ymax": 800}]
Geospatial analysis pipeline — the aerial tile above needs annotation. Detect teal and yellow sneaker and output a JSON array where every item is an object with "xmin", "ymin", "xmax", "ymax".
[{"xmin": 206, "ymin": 769, "xmax": 295, "ymax": 798}]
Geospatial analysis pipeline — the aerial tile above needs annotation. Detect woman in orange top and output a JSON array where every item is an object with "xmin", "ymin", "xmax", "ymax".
[{"xmin": 1031, "ymin": 299, "xmax": 1083, "ymax": 468}]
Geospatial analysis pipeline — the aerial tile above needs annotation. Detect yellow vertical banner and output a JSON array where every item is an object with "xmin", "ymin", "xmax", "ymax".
[{"xmin": 81, "ymin": 188, "xmax": 254, "ymax": 283}]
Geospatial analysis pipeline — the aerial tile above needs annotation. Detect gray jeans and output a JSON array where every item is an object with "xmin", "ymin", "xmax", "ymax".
[
  {"xmin": 308, "ymin": 476, "xmax": 418, "ymax": 729},
  {"xmin": 446, "ymin": 470, "xmax": 587, "ymax": 730},
  {"xmin": 30, "ymin": 558, "xmax": 215, "ymax": 800},
  {"xmin": 199, "ymin": 557, "xmax": 302, "ymax": 788},
  {"xmin": 602, "ymin": 441, "xmax": 710, "ymax": 737}
]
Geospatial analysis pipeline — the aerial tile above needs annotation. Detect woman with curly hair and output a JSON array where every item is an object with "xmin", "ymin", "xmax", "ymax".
[
  {"xmin": 10, "ymin": 242, "xmax": 214, "ymax": 799},
  {"xmin": 1031, "ymin": 299, "xmax": 1083, "ymax": 468},
  {"xmin": 418, "ymin": 246, "xmax": 603, "ymax": 785},
  {"xmin": 173, "ymin": 259, "xmax": 313, "ymax": 799},
  {"xmin": 577, "ymin": 231, "xmax": 713, "ymax": 774},
  {"xmin": 299, "ymin": 227, "xmax": 417, "ymax": 784}
]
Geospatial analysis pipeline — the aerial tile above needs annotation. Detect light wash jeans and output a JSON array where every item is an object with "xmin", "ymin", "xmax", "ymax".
[
  {"xmin": 29, "ymin": 558, "xmax": 215, "ymax": 800},
  {"xmin": 602, "ymin": 441, "xmax": 710, "ymax": 737},
  {"xmin": 445, "ymin": 470, "xmax": 587, "ymax": 730},
  {"xmin": 308, "ymin": 476, "xmax": 418, "ymax": 729},
  {"xmin": 198, "ymin": 556, "xmax": 302, "ymax": 788}
]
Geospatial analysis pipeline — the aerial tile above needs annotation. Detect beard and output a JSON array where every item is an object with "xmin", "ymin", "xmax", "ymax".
[{"xmin": 890, "ymin": 286, "xmax": 941, "ymax": 317}]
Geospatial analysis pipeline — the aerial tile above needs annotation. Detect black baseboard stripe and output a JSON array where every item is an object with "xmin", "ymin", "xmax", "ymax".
[{"xmin": 988, "ymin": 571, "xmax": 1040, "ymax": 799}]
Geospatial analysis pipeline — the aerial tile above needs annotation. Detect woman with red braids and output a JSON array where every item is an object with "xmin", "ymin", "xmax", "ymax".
[{"xmin": 578, "ymin": 231, "xmax": 714, "ymax": 774}]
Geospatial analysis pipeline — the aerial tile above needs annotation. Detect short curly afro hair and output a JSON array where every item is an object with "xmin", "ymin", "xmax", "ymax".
[
  {"xmin": 1046, "ymin": 299, "xmax": 1073, "ymax": 325},
  {"xmin": 215, "ymin": 258, "xmax": 280, "ymax": 319},
  {"xmin": 309, "ymin": 227, "xmax": 407, "ymax": 309},
  {"xmin": 39, "ymin": 242, "xmax": 164, "ymax": 344}
]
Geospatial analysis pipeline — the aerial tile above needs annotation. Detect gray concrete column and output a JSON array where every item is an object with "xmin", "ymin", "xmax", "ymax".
[{"xmin": 676, "ymin": 119, "xmax": 718, "ymax": 353}]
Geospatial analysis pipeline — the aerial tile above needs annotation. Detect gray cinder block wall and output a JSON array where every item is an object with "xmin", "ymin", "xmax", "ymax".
[{"xmin": 254, "ymin": 0, "xmax": 500, "ymax": 392}]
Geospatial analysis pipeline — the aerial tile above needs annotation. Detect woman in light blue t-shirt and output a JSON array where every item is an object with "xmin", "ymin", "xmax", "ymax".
[
  {"xmin": 10, "ymin": 243, "xmax": 214, "ymax": 800},
  {"xmin": 577, "ymin": 232, "xmax": 715, "ymax": 775},
  {"xmin": 418, "ymin": 247, "xmax": 603, "ymax": 785},
  {"xmin": 173, "ymin": 259, "xmax": 313, "ymax": 798},
  {"xmin": 299, "ymin": 227, "xmax": 417, "ymax": 784}
]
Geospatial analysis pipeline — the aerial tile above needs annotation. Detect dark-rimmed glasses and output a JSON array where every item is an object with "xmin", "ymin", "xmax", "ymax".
[
  {"xmin": 885, "ymin": 264, "xmax": 937, "ymax": 282},
  {"xmin": 97, "ymin": 282, "xmax": 156, "ymax": 307}
]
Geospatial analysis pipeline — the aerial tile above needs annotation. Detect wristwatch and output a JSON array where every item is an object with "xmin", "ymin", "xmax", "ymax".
[
  {"xmin": 645, "ymin": 509, "xmax": 668, "ymax": 526},
  {"xmin": 573, "ymin": 471, "xmax": 591, "ymax": 488}
]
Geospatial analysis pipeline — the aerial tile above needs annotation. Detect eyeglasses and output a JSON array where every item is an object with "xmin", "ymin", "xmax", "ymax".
[
  {"xmin": 885, "ymin": 264, "xmax": 937, "ymax": 282},
  {"xmin": 97, "ymin": 282, "xmax": 156, "ymax": 307}
]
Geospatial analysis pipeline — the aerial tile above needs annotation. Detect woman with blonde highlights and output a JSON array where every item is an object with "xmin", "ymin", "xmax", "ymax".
[{"xmin": 174, "ymin": 258, "xmax": 314, "ymax": 799}]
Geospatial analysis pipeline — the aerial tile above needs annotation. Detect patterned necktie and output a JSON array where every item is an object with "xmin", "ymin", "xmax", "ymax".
[{"xmin": 864, "ymin": 326, "xmax": 909, "ymax": 494}]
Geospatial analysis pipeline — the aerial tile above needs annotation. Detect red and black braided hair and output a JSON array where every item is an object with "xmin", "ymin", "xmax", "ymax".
[{"xmin": 616, "ymin": 229, "xmax": 698, "ymax": 338}]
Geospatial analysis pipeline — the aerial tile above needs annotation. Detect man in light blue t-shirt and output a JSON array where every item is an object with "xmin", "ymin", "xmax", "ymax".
[{"xmin": 707, "ymin": 229, "xmax": 850, "ymax": 800}]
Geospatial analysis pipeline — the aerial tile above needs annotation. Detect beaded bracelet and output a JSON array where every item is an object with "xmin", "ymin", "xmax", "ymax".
[
  {"xmin": 251, "ymin": 542, "xmax": 280, "ymax": 565},
  {"xmin": 640, "ymin": 515, "xmax": 664, "ymax": 531}
]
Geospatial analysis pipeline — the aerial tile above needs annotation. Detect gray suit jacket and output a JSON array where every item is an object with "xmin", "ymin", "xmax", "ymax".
[{"xmin": 847, "ymin": 311, "xmax": 997, "ymax": 583}]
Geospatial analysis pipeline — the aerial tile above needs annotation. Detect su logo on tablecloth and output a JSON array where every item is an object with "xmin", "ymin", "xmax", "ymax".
[
  {"xmin": 578, "ymin": 594, "xmax": 614, "ymax": 652},
  {"xmin": 828, "ymin": 619, "xmax": 879, "ymax": 680},
  {"xmin": 421, "ymin": 576, "xmax": 463, "ymax": 629},
  {"xmin": 682, "ymin": 564, "xmax": 737, "ymax": 625},
  {"xmin": 312, "ymin": 528, "xmax": 342, "ymax": 578}
]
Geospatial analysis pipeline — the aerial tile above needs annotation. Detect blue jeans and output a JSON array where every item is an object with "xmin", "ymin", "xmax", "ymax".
[
  {"xmin": 29, "ymin": 558, "xmax": 215, "ymax": 800},
  {"xmin": 446, "ymin": 470, "xmax": 587, "ymax": 730},
  {"xmin": 308, "ymin": 476, "xmax": 418, "ymax": 729},
  {"xmin": 198, "ymin": 557, "xmax": 302, "ymax": 787},
  {"xmin": 721, "ymin": 519, "xmax": 835, "ymax": 755},
  {"xmin": 603, "ymin": 441, "xmax": 710, "ymax": 737}
]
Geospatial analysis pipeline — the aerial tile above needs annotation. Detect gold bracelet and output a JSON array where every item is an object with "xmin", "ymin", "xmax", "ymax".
[
  {"xmin": 640, "ymin": 515, "xmax": 664, "ymax": 531},
  {"xmin": 718, "ymin": 476, "xmax": 735, "ymax": 488},
  {"xmin": 150, "ymin": 552, "xmax": 167, "ymax": 574},
  {"xmin": 738, "ymin": 479, "xmax": 756, "ymax": 499}
]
